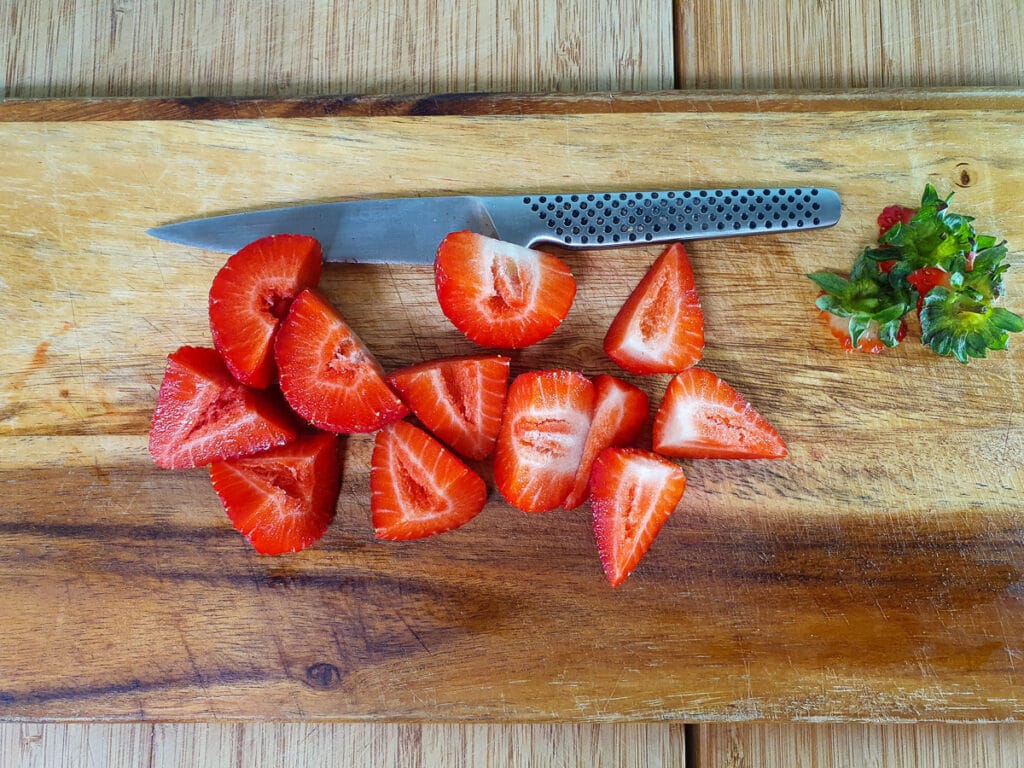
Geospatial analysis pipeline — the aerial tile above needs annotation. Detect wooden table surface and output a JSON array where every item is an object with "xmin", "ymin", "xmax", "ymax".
[{"xmin": 3, "ymin": 1, "xmax": 1024, "ymax": 766}]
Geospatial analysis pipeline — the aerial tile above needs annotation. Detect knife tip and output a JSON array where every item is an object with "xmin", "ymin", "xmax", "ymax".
[{"xmin": 145, "ymin": 224, "xmax": 172, "ymax": 242}]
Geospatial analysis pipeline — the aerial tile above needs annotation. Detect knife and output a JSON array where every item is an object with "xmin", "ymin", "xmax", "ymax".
[{"xmin": 147, "ymin": 187, "xmax": 841, "ymax": 263}]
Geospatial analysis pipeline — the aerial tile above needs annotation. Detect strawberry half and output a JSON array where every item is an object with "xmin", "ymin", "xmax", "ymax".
[
  {"xmin": 387, "ymin": 355, "xmax": 511, "ymax": 461},
  {"xmin": 209, "ymin": 234, "xmax": 323, "ymax": 388},
  {"xmin": 493, "ymin": 370, "xmax": 595, "ymax": 513},
  {"xmin": 652, "ymin": 368, "xmax": 787, "ymax": 460},
  {"xmin": 148, "ymin": 346, "xmax": 297, "ymax": 469},
  {"xmin": 274, "ymin": 289, "xmax": 408, "ymax": 433},
  {"xmin": 603, "ymin": 243, "xmax": 704, "ymax": 375},
  {"xmin": 371, "ymin": 420, "xmax": 487, "ymax": 540},
  {"xmin": 434, "ymin": 231, "xmax": 577, "ymax": 349},
  {"xmin": 590, "ymin": 447, "xmax": 687, "ymax": 587},
  {"xmin": 562, "ymin": 374, "xmax": 649, "ymax": 510},
  {"xmin": 210, "ymin": 431, "xmax": 340, "ymax": 555}
]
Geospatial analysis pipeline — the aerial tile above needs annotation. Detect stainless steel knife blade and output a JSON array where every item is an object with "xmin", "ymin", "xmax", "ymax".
[{"xmin": 147, "ymin": 187, "xmax": 841, "ymax": 263}]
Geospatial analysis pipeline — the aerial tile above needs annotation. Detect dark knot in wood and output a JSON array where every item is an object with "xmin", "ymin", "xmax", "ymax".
[{"xmin": 305, "ymin": 662, "xmax": 343, "ymax": 690}]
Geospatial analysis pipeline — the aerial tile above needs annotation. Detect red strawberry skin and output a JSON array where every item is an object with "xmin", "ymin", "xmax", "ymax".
[
  {"xmin": 652, "ymin": 368, "xmax": 787, "ymax": 460},
  {"xmin": 387, "ymin": 355, "xmax": 510, "ymax": 461},
  {"xmin": 211, "ymin": 431, "xmax": 340, "ymax": 555},
  {"xmin": 371, "ymin": 420, "xmax": 487, "ymax": 540},
  {"xmin": 434, "ymin": 231, "xmax": 577, "ymax": 349},
  {"xmin": 274, "ymin": 289, "xmax": 408, "ymax": 433},
  {"xmin": 907, "ymin": 266, "xmax": 952, "ymax": 315},
  {"xmin": 209, "ymin": 234, "xmax": 323, "ymax": 388},
  {"xmin": 603, "ymin": 242, "xmax": 705, "ymax": 375},
  {"xmin": 148, "ymin": 346, "xmax": 297, "ymax": 469},
  {"xmin": 877, "ymin": 205, "xmax": 916, "ymax": 238},
  {"xmin": 562, "ymin": 374, "xmax": 649, "ymax": 510},
  {"xmin": 591, "ymin": 447, "xmax": 687, "ymax": 587},
  {"xmin": 493, "ymin": 370, "xmax": 595, "ymax": 513}
]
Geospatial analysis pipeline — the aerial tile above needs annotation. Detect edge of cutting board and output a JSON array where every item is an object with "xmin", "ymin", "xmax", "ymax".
[{"xmin": 0, "ymin": 87, "xmax": 1022, "ymax": 121}]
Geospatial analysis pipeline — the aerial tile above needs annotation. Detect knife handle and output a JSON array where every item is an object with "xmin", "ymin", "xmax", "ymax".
[{"xmin": 487, "ymin": 187, "xmax": 841, "ymax": 249}]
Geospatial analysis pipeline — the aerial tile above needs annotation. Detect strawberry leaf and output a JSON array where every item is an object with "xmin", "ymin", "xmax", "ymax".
[
  {"xmin": 808, "ymin": 252, "xmax": 916, "ymax": 348},
  {"xmin": 812, "ymin": 184, "xmax": 1020, "ymax": 362},
  {"xmin": 921, "ymin": 286, "xmax": 1024, "ymax": 364},
  {"xmin": 881, "ymin": 185, "xmax": 977, "ymax": 274},
  {"xmin": 962, "ymin": 242, "xmax": 1010, "ymax": 301},
  {"xmin": 807, "ymin": 271, "xmax": 852, "ymax": 297}
]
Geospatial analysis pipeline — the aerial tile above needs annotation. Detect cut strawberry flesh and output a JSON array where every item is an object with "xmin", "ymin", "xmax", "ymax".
[
  {"xmin": 274, "ymin": 289, "xmax": 407, "ymax": 433},
  {"xmin": 821, "ymin": 310, "xmax": 908, "ymax": 354},
  {"xmin": 652, "ymin": 367, "xmax": 787, "ymax": 460},
  {"xmin": 591, "ymin": 447, "xmax": 687, "ymax": 587},
  {"xmin": 388, "ymin": 355, "xmax": 510, "ymax": 460},
  {"xmin": 371, "ymin": 420, "xmax": 487, "ymax": 540},
  {"xmin": 604, "ymin": 243, "xmax": 704, "ymax": 374},
  {"xmin": 148, "ymin": 346, "xmax": 297, "ymax": 469},
  {"xmin": 210, "ymin": 431, "xmax": 340, "ymax": 555},
  {"xmin": 494, "ymin": 370, "xmax": 595, "ymax": 512},
  {"xmin": 562, "ymin": 374, "xmax": 649, "ymax": 510},
  {"xmin": 209, "ymin": 234, "xmax": 323, "ymax": 388},
  {"xmin": 434, "ymin": 231, "xmax": 577, "ymax": 349}
]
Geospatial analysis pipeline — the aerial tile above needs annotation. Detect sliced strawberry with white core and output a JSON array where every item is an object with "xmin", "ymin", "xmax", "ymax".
[
  {"xmin": 562, "ymin": 373, "xmax": 649, "ymax": 510},
  {"xmin": 148, "ymin": 346, "xmax": 297, "ymax": 469},
  {"xmin": 387, "ymin": 355, "xmax": 510, "ymax": 460},
  {"xmin": 371, "ymin": 420, "xmax": 487, "ymax": 540},
  {"xmin": 274, "ymin": 289, "xmax": 407, "ymax": 433},
  {"xmin": 434, "ymin": 231, "xmax": 576, "ymax": 349},
  {"xmin": 653, "ymin": 367, "xmax": 788, "ymax": 460},
  {"xmin": 493, "ymin": 370, "xmax": 595, "ymax": 512},
  {"xmin": 591, "ymin": 447, "xmax": 687, "ymax": 587},
  {"xmin": 604, "ymin": 243, "xmax": 704, "ymax": 374},
  {"xmin": 209, "ymin": 234, "xmax": 323, "ymax": 388},
  {"xmin": 211, "ymin": 431, "xmax": 340, "ymax": 555}
]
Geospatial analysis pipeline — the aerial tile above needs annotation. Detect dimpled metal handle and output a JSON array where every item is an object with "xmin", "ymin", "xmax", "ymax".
[{"xmin": 484, "ymin": 187, "xmax": 842, "ymax": 249}]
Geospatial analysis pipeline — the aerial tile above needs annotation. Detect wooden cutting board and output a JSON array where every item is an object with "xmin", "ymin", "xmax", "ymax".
[{"xmin": 2, "ymin": 90, "xmax": 1023, "ymax": 722}]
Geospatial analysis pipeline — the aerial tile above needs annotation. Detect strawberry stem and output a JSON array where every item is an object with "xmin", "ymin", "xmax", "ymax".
[{"xmin": 809, "ymin": 184, "xmax": 1023, "ymax": 363}]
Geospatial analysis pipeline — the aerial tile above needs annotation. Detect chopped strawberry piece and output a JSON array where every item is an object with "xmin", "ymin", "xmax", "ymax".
[
  {"xmin": 877, "ymin": 205, "xmax": 916, "ymax": 238},
  {"xmin": 603, "ymin": 243, "xmax": 704, "ymax": 374},
  {"xmin": 562, "ymin": 374, "xmax": 649, "ymax": 510},
  {"xmin": 907, "ymin": 266, "xmax": 952, "ymax": 314},
  {"xmin": 371, "ymin": 421, "xmax": 487, "ymax": 540},
  {"xmin": 590, "ymin": 447, "xmax": 687, "ymax": 587},
  {"xmin": 434, "ymin": 231, "xmax": 577, "ymax": 349},
  {"xmin": 494, "ymin": 370, "xmax": 595, "ymax": 513},
  {"xmin": 877, "ymin": 259, "xmax": 898, "ymax": 273},
  {"xmin": 820, "ymin": 310, "xmax": 908, "ymax": 353},
  {"xmin": 210, "ymin": 431, "xmax": 340, "ymax": 555},
  {"xmin": 652, "ymin": 368, "xmax": 787, "ymax": 460},
  {"xmin": 148, "ymin": 346, "xmax": 297, "ymax": 469},
  {"xmin": 274, "ymin": 289, "xmax": 407, "ymax": 433},
  {"xmin": 209, "ymin": 234, "xmax": 323, "ymax": 388},
  {"xmin": 388, "ymin": 355, "xmax": 510, "ymax": 461}
]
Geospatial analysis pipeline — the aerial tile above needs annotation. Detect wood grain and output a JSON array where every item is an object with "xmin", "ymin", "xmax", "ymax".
[
  {"xmin": 2, "ymin": 88, "xmax": 1024, "ymax": 122},
  {"xmin": 9, "ymin": 0, "xmax": 1022, "ymax": 765},
  {"xmin": 0, "ymin": 0, "xmax": 672, "ymax": 99},
  {"xmin": 2, "ymin": 103, "xmax": 1023, "ymax": 722},
  {"xmin": 696, "ymin": 723, "xmax": 1024, "ymax": 768},
  {"xmin": 0, "ymin": 722, "xmax": 686, "ymax": 767},
  {"xmin": 676, "ymin": 0, "xmax": 1024, "ymax": 89},
  {"xmin": 669, "ymin": 0, "xmax": 1024, "ymax": 760}
]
